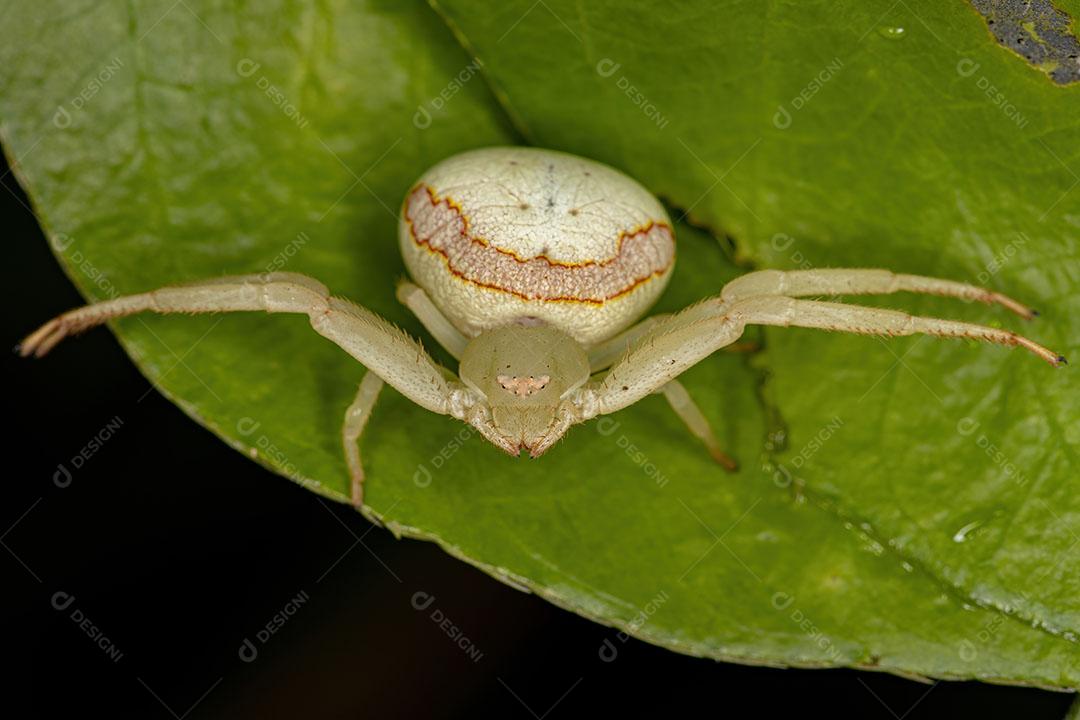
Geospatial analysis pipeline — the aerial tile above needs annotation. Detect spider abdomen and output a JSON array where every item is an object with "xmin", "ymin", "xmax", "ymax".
[{"xmin": 398, "ymin": 146, "xmax": 675, "ymax": 346}]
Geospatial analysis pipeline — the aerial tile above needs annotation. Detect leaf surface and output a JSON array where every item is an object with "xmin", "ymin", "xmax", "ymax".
[{"xmin": 2, "ymin": 0, "xmax": 1077, "ymax": 687}]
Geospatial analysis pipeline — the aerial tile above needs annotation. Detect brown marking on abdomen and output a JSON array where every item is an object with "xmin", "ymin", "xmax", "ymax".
[{"xmin": 404, "ymin": 185, "xmax": 674, "ymax": 304}]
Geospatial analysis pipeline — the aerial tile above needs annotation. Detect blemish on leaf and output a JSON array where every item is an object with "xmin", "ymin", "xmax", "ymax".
[{"xmin": 970, "ymin": 0, "xmax": 1080, "ymax": 84}]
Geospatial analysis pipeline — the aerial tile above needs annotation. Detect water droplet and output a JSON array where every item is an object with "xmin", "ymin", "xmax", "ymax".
[
  {"xmin": 862, "ymin": 539, "xmax": 885, "ymax": 556},
  {"xmin": 952, "ymin": 520, "xmax": 982, "ymax": 543},
  {"xmin": 766, "ymin": 429, "xmax": 787, "ymax": 449},
  {"xmin": 878, "ymin": 26, "xmax": 906, "ymax": 39}
]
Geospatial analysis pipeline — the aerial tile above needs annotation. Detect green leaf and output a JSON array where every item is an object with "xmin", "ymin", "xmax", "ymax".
[
  {"xmin": 432, "ymin": 0, "xmax": 1080, "ymax": 661},
  {"xmin": 3, "ymin": 0, "xmax": 1078, "ymax": 688}
]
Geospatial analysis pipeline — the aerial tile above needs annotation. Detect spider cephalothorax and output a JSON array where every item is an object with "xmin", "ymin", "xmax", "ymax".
[
  {"xmin": 457, "ymin": 322, "xmax": 589, "ymax": 457},
  {"xmin": 21, "ymin": 146, "xmax": 1066, "ymax": 506}
]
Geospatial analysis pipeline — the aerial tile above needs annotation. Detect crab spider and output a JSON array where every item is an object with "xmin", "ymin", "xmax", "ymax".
[{"xmin": 21, "ymin": 147, "xmax": 1065, "ymax": 507}]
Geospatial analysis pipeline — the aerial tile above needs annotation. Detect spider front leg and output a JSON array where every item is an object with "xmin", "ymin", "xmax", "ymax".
[
  {"xmin": 721, "ymin": 295, "xmax": 1065, "ymax": 365},
  {"xmin": 587, "ymin": 314, "xmax": 670, "ymax": 371},
  {"xmin": 21, "ymin": 271, "xmax": 467, "ymax": 507},
  {"xmin": 585, "ymin": 280, "xmax": 1064, "ymax": 464},
  {"xmin": 584, "ymin": 318, "xmax": 736, "ymax": 469},
  {"xmin": 587, "ymin": 314, "xmax": 756, "ymax": 372},
  {"xmin": 720, "ymin": 268, "xmax": 1040, "ymax": 318}
]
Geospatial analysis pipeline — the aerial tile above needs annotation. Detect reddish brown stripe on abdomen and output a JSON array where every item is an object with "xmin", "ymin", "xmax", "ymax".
[{"xmin": 405, "ymin": 185, "xmax": 674, "ymax": 304}]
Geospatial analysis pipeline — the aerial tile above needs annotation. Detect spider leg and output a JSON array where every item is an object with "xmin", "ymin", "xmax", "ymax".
[
  {"xmin": 586, "ymin": 293, "xmax": 1064, "ymax": 418},
  {"xmin": 720, "ymin": 340, "xmax": 760, "ymax": 353},
  {"xmin": 20, "ymin": 272, "xmax": 477, "ymax": 507},
  {"xmin": 396, "ymin": 280, "xmax": 469, "ymax": 359},
  {"xmin": 20, "ymin": 271, "xmax": 457, "ymax": 415},
  {"xmin": 726, "ymin": 296, "xmax": 1064, "ymax": 365},
  {"xmin": 721, "ymin": 268, "xmax": 1038, "ymax": 318},
  {"xmin": 587, "ymin": 314, "xmax": 671, "ymax": 372},
  {"xmin": 656, "ymin": 379, "xmax": 737, "ymax": 470},
  {"xmin": 343, "ymin": 371, "xmax": 385, "ymax": 508},
  {"xmin": 588, "ymin": 313, "xmax": 758, "ymax": 375}
]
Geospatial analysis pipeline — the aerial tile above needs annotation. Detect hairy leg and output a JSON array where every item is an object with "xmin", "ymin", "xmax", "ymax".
[
  {"xmin": 726, "ymin": 295, "xmax": 1064, "ymax": 364},
  {"xmin": 587, "ymin": 314, "xmax": 671, "ymax": 372},
  {"xmin": 587, "ymin": 293, "xmax": 1064, "ymax": 417},
  {"xmin": 20, "ymin": 271, "xmax": 457, "ymax": 415},
  {"xmin": 721, "ymin": 268, "xmax": 1037, "ymax": 318}
]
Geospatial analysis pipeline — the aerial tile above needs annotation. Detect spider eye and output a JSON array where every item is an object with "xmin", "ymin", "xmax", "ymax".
[{"xmin": 496, "ymin": 374, "xmax": 551, "ymax": 397}]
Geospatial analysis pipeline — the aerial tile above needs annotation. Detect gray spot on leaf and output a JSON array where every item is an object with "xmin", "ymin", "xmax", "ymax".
[{"xmin": 970, "ymin": 0, "xmax": 1080, "ymax": 84}]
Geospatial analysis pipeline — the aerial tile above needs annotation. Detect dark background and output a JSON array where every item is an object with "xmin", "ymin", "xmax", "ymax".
[{"xmin": 3, "ymin": 153, "xmax": 1075, "ymax": 719}]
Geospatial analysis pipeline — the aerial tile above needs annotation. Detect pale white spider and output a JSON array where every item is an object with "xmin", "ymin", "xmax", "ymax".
[{"xmin": 21, "ymin": 146, "xmax": 1066, "ymax": 506}]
